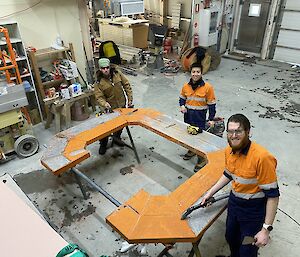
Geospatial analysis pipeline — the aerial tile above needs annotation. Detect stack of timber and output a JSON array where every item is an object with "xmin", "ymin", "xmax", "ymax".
[{"xmin": 171, "ymin": 3, "xmax": 182, "ymax": 29}]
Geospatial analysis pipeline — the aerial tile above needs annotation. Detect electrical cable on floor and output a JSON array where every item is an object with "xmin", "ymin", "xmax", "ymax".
[{"xmin": 278, "ymin": 208, "xmax": 300, "ymax": 227}]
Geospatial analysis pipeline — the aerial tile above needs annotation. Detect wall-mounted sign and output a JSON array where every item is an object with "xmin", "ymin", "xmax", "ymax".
[{"xmin": 248, "ymin": 3, "xmax": 261, "ymax": 17}]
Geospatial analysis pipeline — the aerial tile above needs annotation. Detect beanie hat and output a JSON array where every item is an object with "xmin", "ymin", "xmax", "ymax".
[{"xmin": 98, "ymin": 58, "xmax": 110, "ymax": 68}]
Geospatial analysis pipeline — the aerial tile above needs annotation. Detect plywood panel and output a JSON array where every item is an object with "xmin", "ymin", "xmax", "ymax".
[{"xmin": 0, "ymin": 181, "xmax": 67, "ymax": 257}]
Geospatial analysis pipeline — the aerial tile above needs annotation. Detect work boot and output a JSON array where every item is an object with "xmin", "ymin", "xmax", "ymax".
[
  {"xmin": 99, "ymin": 138, "xmax": 108, "ymax": 155},
  {"xmin": 112, "ymin": 130, "xmax": 125, "ymax": 147},
  {"xmin": 98, "ymin": 144, "xmax": 107, "ymax": 155},
  {"xmin": 193, "ymin": 156, "xmax": 207, "ymax": 172},
  {"xmin": 112, "ymin": 136, "xmax": 125, "ymax": 147},
  {"xmin": 183, "ymin": 150, "xmax": 196, "ymax": 160}
]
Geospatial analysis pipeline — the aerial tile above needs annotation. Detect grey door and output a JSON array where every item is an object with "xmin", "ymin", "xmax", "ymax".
[{"xmin": 236, "ymin": 0, "xmax": 271, "ymax": 53}]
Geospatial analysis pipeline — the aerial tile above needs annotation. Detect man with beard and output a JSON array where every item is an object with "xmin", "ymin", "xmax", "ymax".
[
  {"xmin": 179, "ymin": 62, "xmax": 216, "ymax": 172},
  {"xmin": 94, "ymin": 58, "xmax": 133, "ymax": 155},
  {"xmin": 201, "ymin": 114, "xmax": 280, "ymax": 257}
]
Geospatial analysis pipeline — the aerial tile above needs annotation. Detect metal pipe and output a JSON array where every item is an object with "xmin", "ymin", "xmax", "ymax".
[
  {"xmin": 73, "ymin": 171, "xmax": 89, "ymax": 200},
  {"xmin": 71, "ymin": 167, "xmax": 121, "ymax": 207},
  {"xmin": 126, "ymin": 126, "xmax": 141, "ymax": 164}
]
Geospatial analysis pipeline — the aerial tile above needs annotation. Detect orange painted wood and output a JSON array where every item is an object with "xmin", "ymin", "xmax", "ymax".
[
  {"xmin": 106, "ymin": 150, "xmax": 226, "ymax": 244},
  {"xmin": 41, "ymin": 108, "xmax": 227, "ymax": 244},
  {"xmin": 42, "ymin": 109, "xmax": 162, "ymax": 175}
]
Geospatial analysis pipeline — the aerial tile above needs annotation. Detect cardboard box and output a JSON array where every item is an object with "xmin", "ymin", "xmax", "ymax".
[{"xmin": 99, "ymin": 19, "xmax": 149, "ymax": 49}]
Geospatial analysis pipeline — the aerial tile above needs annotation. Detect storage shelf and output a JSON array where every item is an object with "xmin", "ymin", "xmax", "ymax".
[
  {"xmin": 0, "ymin": 37, "xmax": 22, "ymax": 46},
  {"xmin": 42, "ymin": 79, "xmax": 64, "ymax": 88},
  {"xmin": 25, "ymin": 87, "xmax": 35, "ymax": 93},
  {"xmin": 34, "ymin": 47, "xmax": 70, "ymax": 57},
  {"xmin": 28, "ymin": 43, "xmax": 76, "ymax": 121},
  {"xmin": 4, "ymin": 56, "xmax": 27, "ymax": 64},
  {"xmin": 10, "ymin": 73, "xmax": 31, "ymax": 80}
]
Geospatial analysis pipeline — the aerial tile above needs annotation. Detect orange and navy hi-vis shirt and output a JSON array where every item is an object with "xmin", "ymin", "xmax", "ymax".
[
  {"xmin": 179, "ymin": 81, "xmax": 216, "ymax": 128},
  {"xmin": 180, "ymin": 82, "xmax": 216, "ymax": 111},
  {"xmin": 224, "ymin": 141, "xmax": 280, "ymax": 199}
]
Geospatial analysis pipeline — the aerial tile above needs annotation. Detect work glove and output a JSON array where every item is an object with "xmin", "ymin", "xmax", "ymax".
[{"xmin": 187, "ymin": 125, "xmax": 202, "ymax": 135}]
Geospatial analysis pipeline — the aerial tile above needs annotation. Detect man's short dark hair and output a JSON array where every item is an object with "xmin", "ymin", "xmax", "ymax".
[
  {"xmin": 190, "ymin": 62, "xmax": 203, "ymax": 72},
  {"xmin": 227, "ymin": 114, "xmax": 251, "ymax": 131}
]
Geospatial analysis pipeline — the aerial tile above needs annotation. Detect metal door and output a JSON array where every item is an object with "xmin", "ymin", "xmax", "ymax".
[
  {"xmin": 273, "ymin": 0, "xmax": 300, "ymax": 64},
  {"xmin": 236, "ymin": 0, "xmax": 271, "ymax": 53}
]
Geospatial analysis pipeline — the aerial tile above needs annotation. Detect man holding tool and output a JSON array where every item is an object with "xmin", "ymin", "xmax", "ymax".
[
  {"xmin": 94, "ymin": 58, "xmax": 133, "ymax": 155},
  {"xmin": 201, "ymin": 114, "xmax": 280, "ymax": 257}
]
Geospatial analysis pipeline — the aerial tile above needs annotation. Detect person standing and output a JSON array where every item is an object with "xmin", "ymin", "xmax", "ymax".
[
  {"xmin": 202, "ymin": 114, "xmax": 280, "ymax": 257},
  {"xmin": 179, "ymin": 62, "xmax": 217, "ymax": 172},
  {"xmin": 94, "ymin": 58, "xmax": 133, "ymax": 155}
]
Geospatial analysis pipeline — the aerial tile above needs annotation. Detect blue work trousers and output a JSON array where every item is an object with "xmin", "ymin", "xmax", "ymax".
[{"xmin": 225, "ymin": 194, "xmax": 266, "ymax": 257}]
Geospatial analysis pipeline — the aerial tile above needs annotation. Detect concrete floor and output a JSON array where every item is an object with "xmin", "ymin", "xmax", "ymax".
[{"xmin": 1, "ymin": 57, "xmax": 300, "ymax": 257}]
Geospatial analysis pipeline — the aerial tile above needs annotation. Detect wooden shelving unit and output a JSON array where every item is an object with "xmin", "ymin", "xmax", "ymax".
[
  {"xmin": 28, "ymin": 43, "xmax": 96, "ymax": 132},
  {"xmin": 28, "ymin": 43, "xmax": 76, "ymax": 118}
]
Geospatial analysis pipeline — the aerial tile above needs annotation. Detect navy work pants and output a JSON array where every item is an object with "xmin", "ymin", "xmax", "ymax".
[
  {"xmin": 225, "ymin": 193, "xmax": 266, "ymax": 257},
  {"xmin": 100, "ymin": 129, "xmax": 122, "ymax": 147}
]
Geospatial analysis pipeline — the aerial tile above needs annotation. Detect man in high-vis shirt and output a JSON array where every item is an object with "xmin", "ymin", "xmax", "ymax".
[
  {"xmin": 202, "ymin": 114, "xmax": 279, "ymax": 257},
  {"xmin": 179, "ymin": 62, "xmax": 216, "ymax": 172}
]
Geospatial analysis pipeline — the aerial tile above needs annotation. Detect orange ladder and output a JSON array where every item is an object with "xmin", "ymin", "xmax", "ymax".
[
  {"xmin": 0, "ymin": 26, "xmax": 22, "ymax": 84},
  {"xmin": 0, "ymin": 26, "xmax": 31, "ymax": 123}
]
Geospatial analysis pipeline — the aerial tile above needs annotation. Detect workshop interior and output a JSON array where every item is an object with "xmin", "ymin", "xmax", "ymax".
[{"xmin": 0, "ymin": 1, "xmax": 299, "ymax": 257}]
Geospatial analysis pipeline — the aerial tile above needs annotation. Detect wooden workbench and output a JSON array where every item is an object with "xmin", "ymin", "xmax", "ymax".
[{"xmin": 44, "ymin": 90, "xmax": 96, "ymax": 133}]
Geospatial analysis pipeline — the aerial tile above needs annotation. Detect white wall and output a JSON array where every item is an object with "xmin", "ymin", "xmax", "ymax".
[{"xmin": 0, "ymin": 0, "xmax": 89, "ymax": 81}]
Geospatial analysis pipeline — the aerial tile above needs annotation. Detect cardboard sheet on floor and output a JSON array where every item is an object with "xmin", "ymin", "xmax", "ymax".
[{"xmin": 0, "ymin": 180, "xmax": 67, "ymax": 257}]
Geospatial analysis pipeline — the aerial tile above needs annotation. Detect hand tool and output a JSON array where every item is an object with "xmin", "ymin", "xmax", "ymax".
[
  {"xmin": 242, "ymin": 236, "xmax": 257, "ymax": 245},
  {"xmin": 181, "ymin": 193, "xmax": 229, "ymax": 220}
]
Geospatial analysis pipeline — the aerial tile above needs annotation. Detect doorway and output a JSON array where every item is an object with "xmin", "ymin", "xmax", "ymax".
[{"xmin": 234, "ymin": 0, "xmax": 272, "ymax": 54}]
